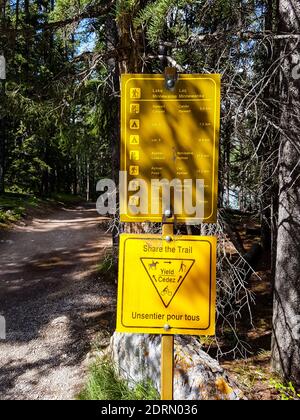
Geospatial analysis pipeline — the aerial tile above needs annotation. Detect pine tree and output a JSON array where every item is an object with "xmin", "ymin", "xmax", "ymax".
[{"xmin": 271, "ymin": 0, "xmax": 300, "ymax": 386}]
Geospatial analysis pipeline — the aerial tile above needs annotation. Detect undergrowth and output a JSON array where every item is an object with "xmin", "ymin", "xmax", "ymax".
[{"xmin": 78, "ymin": 358, "xmax": 159, "ymax": 401}]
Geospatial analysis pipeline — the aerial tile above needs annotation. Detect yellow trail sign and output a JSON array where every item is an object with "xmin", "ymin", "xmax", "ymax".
[
  {"xmin": 121, "ymin": 73, "xmax": 221, "ymax": 224},
  {"xmin": 116, "ymin": 234, "xmax": 217, "ymax": 336}
]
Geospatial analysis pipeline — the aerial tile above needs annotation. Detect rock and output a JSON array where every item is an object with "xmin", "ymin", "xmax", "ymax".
[{"xmin": 110, "ymin": 333, "xmax": 245, "ymax": 400}]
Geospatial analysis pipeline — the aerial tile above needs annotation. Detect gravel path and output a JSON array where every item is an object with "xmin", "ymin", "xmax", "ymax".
[{"xmin": 0, "ymin": 204, "xmax": 115, "ymax": 400}]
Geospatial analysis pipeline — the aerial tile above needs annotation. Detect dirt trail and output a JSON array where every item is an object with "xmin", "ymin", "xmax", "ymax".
[{"xmin": 0, "ymin": 204, "xmax": 114, "ymax": 400}]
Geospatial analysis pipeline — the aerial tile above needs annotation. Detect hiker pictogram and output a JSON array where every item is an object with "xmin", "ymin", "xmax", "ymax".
[
  {"xmin": 130, "ymin": 88, "xmax": 141, "ymax": 99},
  {"xmin": 141, "ymin": 258, "xmax": 195, "ymax": 308},
  {"xmin": 179, "ymin": 261, "xmax": 187, "ymax": 273}
]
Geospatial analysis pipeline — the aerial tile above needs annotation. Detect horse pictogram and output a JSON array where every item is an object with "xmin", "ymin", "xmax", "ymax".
[{"xmin": 149, "ymin": 260, "xmax": 159, "ymax": 270}]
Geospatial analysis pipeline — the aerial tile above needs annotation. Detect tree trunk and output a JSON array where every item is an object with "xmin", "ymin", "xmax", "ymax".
[
  {"xmin": 116, "ymin": 1, "xmax": 149, "ymax": 236},
  {"xmin": 0, "ymin": 3, "xmax": 6, "ymax": 194},
  {"xmin": 24, "ymin": 0, "xmax": 30, "ymax": 82},
  {"xmin": 271, "ymin": 0, "xmax": 300, "ymax": 386},
  {"xmin": 260, "ymin": 0, "xmax": 280, "ymax": 277},
  {"xmin": 86, "ymin": 158, "xmax": 90, "ymax": 202},
  {"xmin": 0, "ymin": 80, "xmax": 5, "ymax": 194}
]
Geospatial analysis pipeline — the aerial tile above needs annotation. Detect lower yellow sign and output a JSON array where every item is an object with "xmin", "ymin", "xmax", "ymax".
[{"xmin": 117, "ymin": 234, "xmax": 217, "ymax": 336}]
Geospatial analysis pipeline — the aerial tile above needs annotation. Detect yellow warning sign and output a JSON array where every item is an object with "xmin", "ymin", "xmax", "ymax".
[
  {"xmin": 116, "ymin": 234, "xmax": 217, "ymax": 336},
  {"xmin": 121, "ymin": 74, "xmax": 221, "ymax": 224}
]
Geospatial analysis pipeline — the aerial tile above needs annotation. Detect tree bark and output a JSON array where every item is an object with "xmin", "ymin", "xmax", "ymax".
[
  {"xmin": 0, "ymin": 79, "xmax": 5, "ymax": 194},
  {"xmin": 86, "ymin": 158, "xmax": 90, "ymax": 202},
  {"xmin": 23, "ymin": 0, "xmax": 31, "ymax": 83},
  {"xmin": 271, "ymin": 0, "xmax": 300, "ymax": 386},
  {"xmin": 116, "ymin": 1, "xmax": 150, "ymax": 236},
  {"xmin": 0, "ymin": 4, "xmax": 6, "ymax": 194},
  {"xmin": 260, "ymin": 0, "xmax": 280, "ymax": 277}
]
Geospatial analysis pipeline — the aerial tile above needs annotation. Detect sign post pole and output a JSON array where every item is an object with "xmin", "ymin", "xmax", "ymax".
[{"xmin": 161, "ymin": 220, "xmax": 174, "ymax": 400}]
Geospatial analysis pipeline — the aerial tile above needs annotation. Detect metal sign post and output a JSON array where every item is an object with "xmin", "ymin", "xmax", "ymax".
[
  {"xmin": 161, "ymin": 332, "xmax": 174, "ymax": 400},
  {"xmin": 161, "ymin": 71, "xmax": 176, "ymax": 401}
]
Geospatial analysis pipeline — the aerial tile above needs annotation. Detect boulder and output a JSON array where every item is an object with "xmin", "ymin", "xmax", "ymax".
[{"xmin": 110, "ymin": 332, "xmax": 244, "ymax": 400}]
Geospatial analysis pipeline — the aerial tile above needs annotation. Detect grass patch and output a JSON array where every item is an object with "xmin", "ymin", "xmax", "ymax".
[
  {"xmin": 0, "ymin": 192, "xmax": 84, "ymax": 228},
  {"xmin": 270, "ymin": 379, "xmax": 300, "ymax": 401},
  {"xmin": 78, "ymin": 359, "xmax": 159, "ymax": 401}
]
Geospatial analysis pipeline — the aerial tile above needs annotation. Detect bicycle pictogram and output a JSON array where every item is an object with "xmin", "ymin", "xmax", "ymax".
[{"xmin": 161, "ymin": 286, "xmax": 172, "ymax": 297}]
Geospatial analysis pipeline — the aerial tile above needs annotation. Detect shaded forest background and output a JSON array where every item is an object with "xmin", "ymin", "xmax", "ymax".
[{"xmin": 0, "ymin": 0, "xmax": 299, "ymax": 392}]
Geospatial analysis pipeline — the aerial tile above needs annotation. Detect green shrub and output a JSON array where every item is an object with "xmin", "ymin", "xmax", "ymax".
[
  {"xmin": 0, "ymin": 192, "xmax": 36, "ymax": 225},
  {"xmin": 96, "ymin": 252, "xmax": 117, "ymax": 284},
  {"xmin": 270, "ymin": 379, "xmax": 300, "ymax": 401}
]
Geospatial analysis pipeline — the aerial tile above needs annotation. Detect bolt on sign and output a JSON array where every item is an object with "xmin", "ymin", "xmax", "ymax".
[
  {"xmin": 116, "ymin": 234, "xmax": 217, "ymax": 336},
  {"xmin": 120, "ymin": 74, "xmax": 221, "ymax": 224}
]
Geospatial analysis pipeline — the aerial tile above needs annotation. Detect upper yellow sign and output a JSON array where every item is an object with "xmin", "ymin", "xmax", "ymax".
[
  {"xmin": 116, "ymin": 234, "xmax": 217, "ymax": 336},
  {"xmin": 121, "ymin": 74, "xmax": 221, "ymax": 224}
]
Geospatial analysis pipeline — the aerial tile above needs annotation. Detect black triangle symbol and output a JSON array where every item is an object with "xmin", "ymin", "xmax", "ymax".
[{"xmin": 141, "ymin": 258, "xmax": 195, "ymax": 308}]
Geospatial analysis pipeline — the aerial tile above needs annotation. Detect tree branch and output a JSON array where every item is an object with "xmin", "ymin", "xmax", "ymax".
[
  {"xmin": 146, "ymin": 55, "xmax": 184, "ymax": 72},
  {"xmin": 0, "ymin": 0, "xmax": 115, "ymax": 35},
  {"xmin": 160, "ymin": 31, "xmax": 300, "ymax": 49},
  {"xmin": 42, "ymin": 1, "xmax": 115, "ymax": 31}
]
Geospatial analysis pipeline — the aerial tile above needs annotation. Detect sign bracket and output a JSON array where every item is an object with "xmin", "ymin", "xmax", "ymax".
[{"xmin": 164, "ymin": 67, "xmax": 178, "ymax": 91}]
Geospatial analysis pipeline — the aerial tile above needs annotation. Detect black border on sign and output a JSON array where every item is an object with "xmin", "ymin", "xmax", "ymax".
[{"xmin": 121, "ymin": 238, "xmax": 213, "ymax": 331}]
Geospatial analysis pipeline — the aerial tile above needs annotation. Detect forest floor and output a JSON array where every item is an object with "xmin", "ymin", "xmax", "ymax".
[
  {"xmin": 221, "ymin": 274, "xmax": 278, "ymax": 400},
  {"xmin": 218, "ymin": 212, "xmax": 280, "ymax": 400},
  {"xmin": 0, "ymin": 202, "xmax": 115, "ymax": 400}
]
